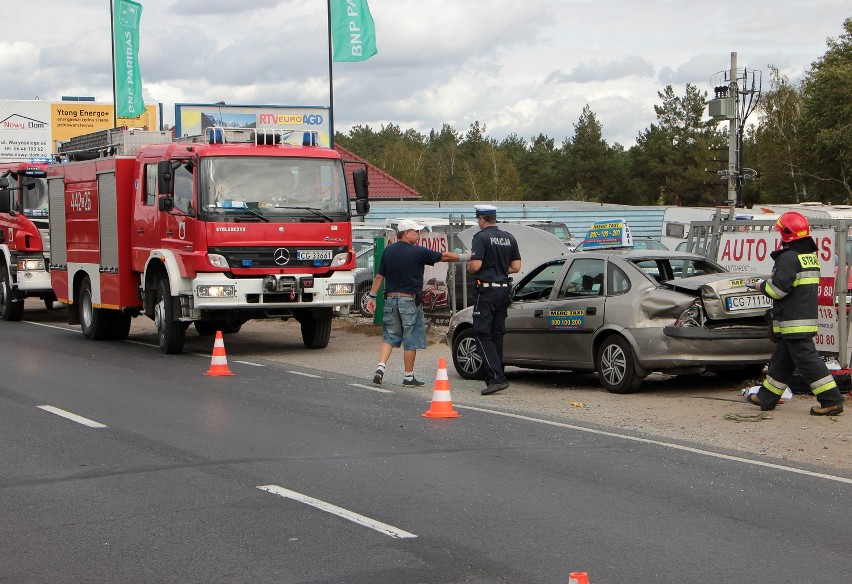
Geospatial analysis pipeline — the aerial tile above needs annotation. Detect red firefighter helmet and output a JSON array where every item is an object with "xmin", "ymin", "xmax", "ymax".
[{"xmin": 775, "ymin": 211, "xmax": 810, "ymax": 243}]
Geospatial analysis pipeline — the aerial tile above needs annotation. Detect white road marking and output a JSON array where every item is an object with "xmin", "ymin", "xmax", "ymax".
[
  {"xmin": 287, "ymin": 370, "xmax": 321, "ymax": 378},
  {"xmin": 349, "ymin": 383, "xmax": 393, "ymax": 394},
  {"xmin": 257, "ymin": 485, "xmax": 416, "ymax": 539},
  {"xmin": 36, "ymin": 405, "xmax": 107, "ymax": 429},
  {"xmin": 235, "ymin": 360, "xmax": 265, "ymax": 367},
  {"xmin": 456, "ymin": 404, "xmax": 852, "ymax": 485}
]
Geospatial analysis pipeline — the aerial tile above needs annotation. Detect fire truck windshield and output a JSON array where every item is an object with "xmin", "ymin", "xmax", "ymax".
[
  {"xmin": 21, "ymin": 177, "xmax": 49, "ymax": 219},
  {"xmin": 199, "ymin": 156, "xmax": 349, "ymax": 220}
]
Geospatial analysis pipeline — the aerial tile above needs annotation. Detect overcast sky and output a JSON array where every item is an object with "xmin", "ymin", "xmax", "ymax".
[{"xmin": 2, "ymin": 0, "xmax": 848, "ymax": 147}]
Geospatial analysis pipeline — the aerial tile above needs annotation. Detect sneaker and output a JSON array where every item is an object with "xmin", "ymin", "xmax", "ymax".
[
  {"xmin": 810, "ymin": 403, "xmax": 844, "ymax": 416},
  {"xmin": 402, "ymin": 376, "xmax": 425, "ymax": 387},
  {"xmin": 482, "ymin": 381, "xmax": 509, "ymax": 395},
  {"xmin": 372, "ymin": 368, "xmax": 384, "ymax": 385}
]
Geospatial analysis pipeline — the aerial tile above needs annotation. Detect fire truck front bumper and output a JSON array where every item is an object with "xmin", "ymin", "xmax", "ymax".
[
  {"xmin": 15, "ymin": 263, "xmax": 52, "ymax": 292},
  {"xmin": 186, "ymin": 272, "xmax": 355, "ymax": 311}
]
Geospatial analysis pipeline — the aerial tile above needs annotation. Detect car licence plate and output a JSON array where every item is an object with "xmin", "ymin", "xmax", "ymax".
[
  {"xmin": 297, "ymin": 250, "xmax": 333, "ymax": 261},
  {"xmin": 725, "ymin": 294, "xmax": 772, "ymax": 311}
]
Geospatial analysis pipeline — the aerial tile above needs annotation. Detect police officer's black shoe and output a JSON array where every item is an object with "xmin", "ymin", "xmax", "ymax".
[
  {"xmin": 746, "ymin": 393, "xmax": 775, "ymax": 411},
  {"xmin": 810, "ymin": 403, "xmax": 844, "ymax": 416},
  {"xmin": 482, "ymin": 381, "xmax": 509, "ymax": 395}
]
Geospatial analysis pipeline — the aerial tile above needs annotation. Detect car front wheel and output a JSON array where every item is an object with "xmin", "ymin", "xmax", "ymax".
[
  {"xmin": 452, "ymin": 328, "xmax": 485, "ymax": 380},
  {"xmin": 596, "ymin": 335, "xmax": 643, "ymax": 393}
]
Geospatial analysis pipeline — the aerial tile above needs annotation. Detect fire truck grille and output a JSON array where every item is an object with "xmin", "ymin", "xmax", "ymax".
[{"xmin": 209, "ymin": 246, "xmax": 346, "ymax": 269}]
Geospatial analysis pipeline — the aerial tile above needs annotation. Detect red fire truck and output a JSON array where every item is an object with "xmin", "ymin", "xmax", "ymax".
[
  {"xmin": 48, "ymin": 127, "xmax": 369, "ymax": 353},
  {"xmin": 0, "ymin": 160, "xmax": 56, "ymax": 320}
]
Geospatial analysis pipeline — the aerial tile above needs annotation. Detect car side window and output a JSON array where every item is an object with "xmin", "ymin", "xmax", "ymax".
[
  {"xmin": 512, "ymin": 260, "xmax": 565, "ymax": 301},
  {"xmin": 173, "ymin": 165, "xmax": 194, "ymax": 215},
  {"xmin": 608, "ymin": 263, "xmax": 631, "ymax": 295},
  {"xmin": 557, "ymin": 258, "xmax": 605, "ymax": 298}
]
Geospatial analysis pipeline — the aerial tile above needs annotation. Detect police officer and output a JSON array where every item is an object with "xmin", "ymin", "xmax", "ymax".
[
  {"xmin": 467, "ymin": 205, "xmax": 522, "ymax": 395},
  {"xmin": 748, "ymin": 211, "xmax": 844, "ymax": 415}
]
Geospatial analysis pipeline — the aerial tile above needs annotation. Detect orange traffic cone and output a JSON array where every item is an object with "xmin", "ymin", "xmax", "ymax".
[
  {"xmin": 422, "ymin": 358, "xmax": 459, "ymax": 418},
  {"xmin": 204, "ymin": 331, "xmax": 234, "ymax": 376},
  {"xmin": 568, "ymin": 572, "xmax": 590, "ymax": 584}
]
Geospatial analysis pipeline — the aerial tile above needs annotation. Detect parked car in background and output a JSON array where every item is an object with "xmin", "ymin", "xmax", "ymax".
[
  {"xmin": 573, "ymin": 236, "xmax": 667, "ymax": 252},
  {"xmin": 352, "ymin": 240, "xmax": 375, "ymax": 317},
  {"xmin": 447, "ymin": 249, "xmax": 773, "ymax": 393},
  {"xmin": 520, "ymin": 221, "xmax": 579, "ymax": 250}
]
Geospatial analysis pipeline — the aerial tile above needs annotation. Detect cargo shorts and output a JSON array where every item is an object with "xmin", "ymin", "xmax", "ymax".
[{"xmin": 382, "ymin": 296, "xmax": 427, "ymax": 350}]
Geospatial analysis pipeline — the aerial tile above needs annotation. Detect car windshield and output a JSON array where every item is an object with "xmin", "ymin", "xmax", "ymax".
[{"xmin": 198, "ymin": 156, "xmax": 349, "ymax": 218}]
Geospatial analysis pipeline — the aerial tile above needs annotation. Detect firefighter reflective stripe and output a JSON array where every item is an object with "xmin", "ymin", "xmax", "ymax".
[
  {"xmin": 811, "ymin": 375, "xmax": 838, "ymax": 395},
  {"xmin": 798, "ymin": 253, "xmax": 820, "ymax": 269},
  {"xmin": 763, "ymin": 375, "xmax": 787, "ymax": 395},
  {"xmin": 792, "ymin": 269, "xmax": 821, "ymax": 287},
  {"xmin": 764, "ymin": 280, "xmax": 788, "ymax": 300},
  {"xmin": 773, "ymin": 318, "xmax": 819, "ymax": 334}
]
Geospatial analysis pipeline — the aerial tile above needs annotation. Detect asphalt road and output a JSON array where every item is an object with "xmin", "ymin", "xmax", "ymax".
[{"xmin": 2, "ymin": 310, "xmax": 852, "ymax": 583}]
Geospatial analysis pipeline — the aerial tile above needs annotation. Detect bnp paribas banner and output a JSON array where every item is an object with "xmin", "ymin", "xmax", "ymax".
[{"xmin": 0, "ymin": 100, "xmax": 159, "ymax": 161}]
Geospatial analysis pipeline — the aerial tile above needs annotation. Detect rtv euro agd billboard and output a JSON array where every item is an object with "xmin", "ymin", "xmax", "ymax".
[{"xmin": 174, "ymin": 104, "xmax": 330, "ymax": 147}]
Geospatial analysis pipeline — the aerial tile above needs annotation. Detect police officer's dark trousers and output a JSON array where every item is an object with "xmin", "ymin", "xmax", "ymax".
[
  {"xmin": 473, "ymin": 286, "xmax": 510, "ymax": 387},
  {"xmin": 757, "ymin": 334, "xmax": 843, "ymax": 408}
]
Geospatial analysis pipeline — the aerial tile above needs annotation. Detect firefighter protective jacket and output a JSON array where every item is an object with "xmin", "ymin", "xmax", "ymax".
[{"xmin": 758, "ymin": 237, "xmax": 820, "ymax": 338}]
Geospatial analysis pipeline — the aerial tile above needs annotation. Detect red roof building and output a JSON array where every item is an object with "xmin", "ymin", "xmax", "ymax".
[{"xmin": 334, "ymin": 144, "xmax": 421, "ymax": 201}]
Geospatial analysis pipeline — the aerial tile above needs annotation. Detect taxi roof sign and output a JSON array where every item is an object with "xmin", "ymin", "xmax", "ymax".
[{"xmin": 581, "ymin": 219, "xmax": 633, "ymax": 249}]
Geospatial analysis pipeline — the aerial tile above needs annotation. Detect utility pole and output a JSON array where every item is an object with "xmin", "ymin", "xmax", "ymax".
[
  {"xmin": 708, "ymin": 53, "xmax": 761, "ymax": 208},
  {"xmin": 727, "ymin": 52, "xmax": 738, "ymax": 206}
]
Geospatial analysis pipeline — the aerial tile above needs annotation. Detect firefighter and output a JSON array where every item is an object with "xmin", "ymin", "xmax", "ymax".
[{"xmin": 747, "ymin": 211, "xmax": 844, "ymax": 415}]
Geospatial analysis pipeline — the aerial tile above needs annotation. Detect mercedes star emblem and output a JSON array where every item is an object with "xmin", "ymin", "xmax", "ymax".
[{"xmin": 273, "ymin": 247, "xmax": 290, "ymax": 266}]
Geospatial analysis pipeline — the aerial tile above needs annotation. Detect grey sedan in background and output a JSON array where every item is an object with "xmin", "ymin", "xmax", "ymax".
[{"xmin": 447, "ymin": 249, "xmax": 773, "ymax": 393}]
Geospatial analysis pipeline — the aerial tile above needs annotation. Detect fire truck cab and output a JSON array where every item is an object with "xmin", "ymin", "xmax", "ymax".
[
  {"xmin": 49, "ymin": 127, "xmax": 369, "ymax": 353},
  {"xmin": 0, "ymin": 160, "xmax": 55, "ymax": 320}
]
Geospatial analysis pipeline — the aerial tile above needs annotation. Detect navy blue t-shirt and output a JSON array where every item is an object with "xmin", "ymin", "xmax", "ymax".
[
  {"xmin": 470, "ymin": 225, "xmax": 521, "ymax": 283},
  {"xmin": 378, "ymin": 241, "xmax": 443, "ymax": 294}
]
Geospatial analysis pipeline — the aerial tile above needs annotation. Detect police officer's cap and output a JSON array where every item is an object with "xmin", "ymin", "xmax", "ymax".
[{"xmin": 474, "ymin": 204, "xmax": 498, "ymax": 217}]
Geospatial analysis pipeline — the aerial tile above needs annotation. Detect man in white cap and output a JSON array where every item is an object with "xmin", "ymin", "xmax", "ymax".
[
  {"xmin": 366, "ymin": 219, "xmax": 469, "ymax": 386},
  {"xmin": 467, "ymin": 205, "xmax": 521, "ymax": 394}
]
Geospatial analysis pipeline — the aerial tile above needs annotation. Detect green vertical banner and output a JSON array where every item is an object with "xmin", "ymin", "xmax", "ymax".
[
  {"xmin": 330, "ymin": 0, "xmax": 377, "ymax": 62},
  {"xmin": 113, "ymin": 0, "xmax": 144, "ymax": 118}
]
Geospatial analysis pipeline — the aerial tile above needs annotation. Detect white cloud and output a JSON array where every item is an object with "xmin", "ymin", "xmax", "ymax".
[{"xmin": 2, "ymin": 0, "xmax": 848, "ymax": 148}]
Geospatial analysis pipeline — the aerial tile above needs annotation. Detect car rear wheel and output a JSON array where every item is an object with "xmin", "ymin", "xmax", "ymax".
[
  {"xmin": 452, "ymin": 328, "xmax": 485, "ymax": 380},
  {"xmin": 356, "ymin": 283, "xmax": 373, "ymax": 318},
  {"xmin": 596, "ymin": 335, "xmax": 642, "ymax": 393}
]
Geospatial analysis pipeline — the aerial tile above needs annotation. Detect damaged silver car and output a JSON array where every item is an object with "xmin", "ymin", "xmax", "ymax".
[{"xmin": 447, "ymin": 250, "xmax": 774, "ymax": 393}]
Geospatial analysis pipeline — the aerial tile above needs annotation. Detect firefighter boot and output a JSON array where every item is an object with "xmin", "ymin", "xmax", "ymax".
[
  {"xmin": 811, "ymin": 388, "xmax": 844, "ymax": 416},
  {"xmin": 747, "ymin": 386, "xmax": 780, "ymax": 411}
]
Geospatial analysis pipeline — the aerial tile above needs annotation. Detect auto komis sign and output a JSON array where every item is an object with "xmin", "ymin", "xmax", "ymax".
[{"xmin": 716, "ymin": 229, "xmax": 841, "ymax": 353}]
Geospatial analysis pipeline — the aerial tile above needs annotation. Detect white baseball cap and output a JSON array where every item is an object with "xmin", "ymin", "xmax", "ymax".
[{"xmin": 397, "ymin": 219, "xmax": 426, "ymax": 232}]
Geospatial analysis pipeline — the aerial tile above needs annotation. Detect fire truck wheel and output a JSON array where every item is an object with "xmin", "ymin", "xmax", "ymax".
[
  {"xmin": 79, "ymin": 276, "xmax": 113, "ymax": 339},
  {"xmin": 155, "ymin": 279, "xmax": 186, "ymax": 354},
  {"xmin": 300, "ymin": 308, "xmax": 332, "ymax": 349},
  {"xmin": 0, "ymin": 265, "xmax": 24, "ymax": 321},
  {"xmin": 194, "ymin": 320, "xmax": 218, "ymax": 337},
  {"xmin": 111, "ymin": 313, "xmax": 132, "ymax": 340}
]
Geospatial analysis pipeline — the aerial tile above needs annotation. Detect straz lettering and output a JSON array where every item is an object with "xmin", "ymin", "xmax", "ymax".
[
  {"xmin": 799, "ymin": 254, "xmax": 820, "ymax": 269},
  {"xmin": 215, "ymin": 227, "xmax": 246, "ymax": 232},
  {"xmin": 69, "ymin": 191, "xmax": 92, "ymax": 212},
  {"xmin": 490, "ymin": 237, "xmax": 512, "ymax": 246}
]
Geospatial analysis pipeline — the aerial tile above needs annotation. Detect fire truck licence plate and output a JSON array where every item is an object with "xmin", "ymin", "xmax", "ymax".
[
  {"xmin": 297, "ymin": 250, "xmax": 333, "ymax": 261},
  {"xmin": 725, "ymin": 294, "xmax": 772, "ymax": 311}
]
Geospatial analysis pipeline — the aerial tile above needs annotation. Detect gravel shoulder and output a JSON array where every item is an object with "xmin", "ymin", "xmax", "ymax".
[{"xmin": 30, "ymin": 302, "xmax": 852, "ymax": 474}]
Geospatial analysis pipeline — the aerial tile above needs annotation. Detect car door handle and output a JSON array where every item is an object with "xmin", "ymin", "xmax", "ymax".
[
  {"xmin": 586, "ymin": 307, "xmax": 597, "ymax": 315},
  {"xmin": 165, "ymin": 229, "xmax": 173, "ymax": 237},
  {"xmin": 534, "ymin": 310, "xmax": 543, "ymax": 317},
  {"xmin": 137, "ymin": 228, "xmax": 145, "ymax": 234}
]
